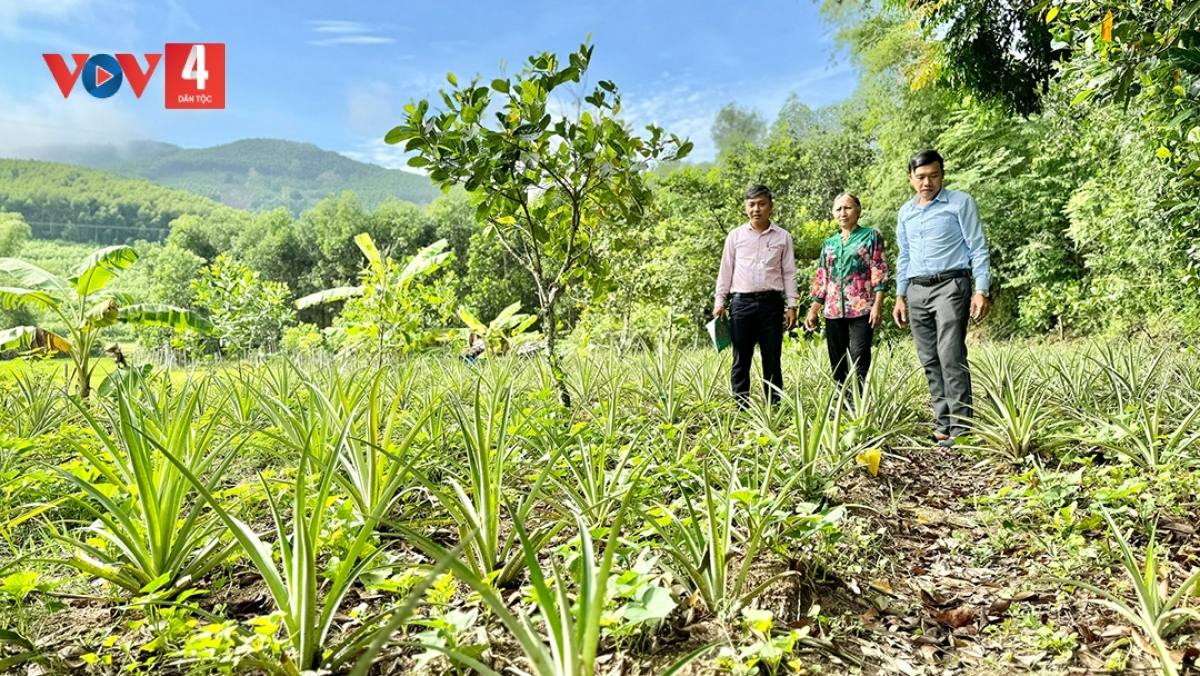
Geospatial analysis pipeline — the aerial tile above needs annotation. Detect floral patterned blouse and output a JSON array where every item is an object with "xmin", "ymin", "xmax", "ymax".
[{"xmin": 810, "ymin": 226, "xmax": 889, "ymax": 319}]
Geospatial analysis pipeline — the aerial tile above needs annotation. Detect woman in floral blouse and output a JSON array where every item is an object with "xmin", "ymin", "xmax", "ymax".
[{"xmin": 803, "ymin": 193, "xmax": 890, "ymax": 383}]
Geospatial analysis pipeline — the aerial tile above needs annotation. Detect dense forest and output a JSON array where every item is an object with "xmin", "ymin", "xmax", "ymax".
[{"xmin": 0, "ymin": 160, "xmax": 242, "ymax": 243}]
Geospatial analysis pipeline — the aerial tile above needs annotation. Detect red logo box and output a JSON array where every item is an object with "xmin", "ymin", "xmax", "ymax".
[{"xmin": 164, "ymin": 43, "xmax": 224, "ymax": 109}]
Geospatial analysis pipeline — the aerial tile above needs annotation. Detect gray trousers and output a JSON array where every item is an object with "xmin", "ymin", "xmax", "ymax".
[{"xmin": 907, "ymin": 276, "xmax": 973, "ymax": 437}]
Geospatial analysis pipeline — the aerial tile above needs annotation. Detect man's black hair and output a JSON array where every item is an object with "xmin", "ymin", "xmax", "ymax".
[
  {"xmin": 908, "ymin": 150, "xmax": 944, "ymax": 174},
  {"xmin": 744, "ymin": 185, "xmax": 773, "ymax": 202}
]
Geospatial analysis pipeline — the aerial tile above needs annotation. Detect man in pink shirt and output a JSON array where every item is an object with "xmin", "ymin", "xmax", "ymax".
[{"xmin": 713, "ymin": 185, "xmax": 799, "ymax": 406}]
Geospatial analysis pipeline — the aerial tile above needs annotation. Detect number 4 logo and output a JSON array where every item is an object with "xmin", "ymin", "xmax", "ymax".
[
  {"xmin": 182, "ymin": 44, "xmax": 209, "ymax": 89},
  {"xmin": 165, "ymin": 43, "xmax": 224, "ymax": 109}
]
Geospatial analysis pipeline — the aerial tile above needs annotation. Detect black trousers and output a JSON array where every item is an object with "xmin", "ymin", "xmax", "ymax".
[
  {"xmin": 729, "ymin": 294, "xmax": 784, "ymax": 405},
  {"xmin": 826, "ymin": 316, "xmax": 873, "ymax": 384}
]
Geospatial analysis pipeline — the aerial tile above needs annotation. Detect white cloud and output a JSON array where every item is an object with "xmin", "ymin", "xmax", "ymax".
[
  {"xmin": 163, "ymin": 0, "xmax": 200, "ymax": 33},
  {"xmin": 340, "ymin": 136, "xmax": 423, "ymax": 173},
  {"xmin": 619, "ymin": 62, "xmax": 857, "ymax": 163},
  {"xmin": 621, "ymin": 83, "xmax": 720, "ymax": 161},
  {"xmin": 0, "ymin": 0, "xmax": 91, "ymax": 33},
  {"xmin": 309, "ymin": 20, "xmax": 372, "ymax": 33},
  {"xmin": 343, "ymin": 61, "xmax": 857, "ymax": 168},
  {"xmin": 308, "ymin": 36, "xmax": 394, "ymax": 46},
  {"xmin": 346, "ymin": 81, "xmax": 399, "ymax": 134},
  {"xmin": 0, "ymin": 0, "xmax": 102, "ymax": 46},
  {"xmin": 306, "ymin": 19, "xmax": 394, "ymax": 47},
  {"xmin": 0, "ymin": 85, "xmax": 150, "ymax": 158}
]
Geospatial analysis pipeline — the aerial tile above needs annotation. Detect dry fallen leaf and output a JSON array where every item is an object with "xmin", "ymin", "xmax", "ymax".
[
  {"xmin": 57, "ymin": 646, "xmax": 88, "ymax": 670},
  {"xmin": 934, "ymin": 606, "xmax": 976, "ymax": 629},
  {"xmin": 1162, "ymin": 519, "xmax": 1196, "ymax": 536},
  {"xmin": 1167, "ymin": 645, "xmax": 1200, "ymax": 669},
  {"xmin": 1078, "ymin": 649, "xmax": 1107, "ymax": 669},
  {"xmin": 1014, "ymin": 651, "xmax": 1046, "ymax": 668},
  {"xmin": 1010, "ymin": 590, "xmax": 1053, "ymax": 604},
  {"xmin": 987, "ymin": 597, "xmax": 1012, "ymax": 616},
  {"xmin": 1077, "ymin": 622, "xmax": 1097, "ymax": 643},
  {"xmin": 1131, "ymin": 630, "xmax": 1156, "ymax": 659},
  {"xmin": 884, "ymin": 656, "xmax": 922, "ymax": 676},
  {"xmin": 921, "ymin": 589, "xmax": 953, "ymax": 608},
  {"xmin": 870, "ymin": 579, "xmax": 894, "ymax": 594},
  {"xmin": 1098, "ymin": 625, "xmax": 1131, "ymax": 643}
]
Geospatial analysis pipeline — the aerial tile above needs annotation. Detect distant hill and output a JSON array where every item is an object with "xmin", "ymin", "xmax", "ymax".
[
  {"xmin": 5, "ymin": 140, "xmax": 183, "ymax": 169},
  {"xmin": 100, "ymin": 139, "xmax": 440, "ymax": 213},
  {"xmin": 0, "ymin": 159, "xmax": 244, "ymax": 244}
]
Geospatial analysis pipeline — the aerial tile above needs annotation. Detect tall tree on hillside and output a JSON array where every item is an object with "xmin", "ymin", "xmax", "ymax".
[
  {"xmin": 0, "ymin": 212, "xmax": 34, "ymax": 329},
  {"xmin": 386, "ymin": 41, "xmax": 691, "ymax": 406},
  {"xmin": 712, "ymin": 102, "xmax": 767, "ymax": 157},
  {"xmin": 0, "ymin": 213, "xmax": 31, "ymax": 258}
]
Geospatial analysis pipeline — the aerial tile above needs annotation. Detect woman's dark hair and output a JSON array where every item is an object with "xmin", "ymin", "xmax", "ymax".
[
  {"xmin": 744, "ymin": 185, "xmax": 773, "ymax": 202},
  {"xmin": 908, "ymin": 149, "xmax": 944, "ymax": 174},
  {"xmin": 834, "ymin": 192, "xmax": 861, "ymax": 209}
]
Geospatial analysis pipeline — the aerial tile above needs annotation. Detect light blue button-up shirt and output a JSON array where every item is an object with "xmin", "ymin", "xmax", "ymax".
[{"xmin": 895, "ymin": 188, "xmax": 992, "ymax": 296}]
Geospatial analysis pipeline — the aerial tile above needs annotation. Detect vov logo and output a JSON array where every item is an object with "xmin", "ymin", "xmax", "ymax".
[{"xmin": 43, "ymin": 43, "xmax": 225, "ymax": 109}]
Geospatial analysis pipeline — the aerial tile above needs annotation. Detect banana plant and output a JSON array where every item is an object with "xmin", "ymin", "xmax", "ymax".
[
  {"xmin": 0, "ymin": 246, "xmax": 212, "ymax": 398},
  {"xmin": 295, "ymin": 234, "xmax": 454, "ymax": 355},
  {"xmin": 457, "ymin": 301, "xmax": 539, "ymax": 357}
]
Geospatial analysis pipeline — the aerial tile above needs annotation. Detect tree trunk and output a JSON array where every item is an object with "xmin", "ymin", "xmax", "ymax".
[{"xmin": 542, "ymin": 299, "xmax": 571, "ymax": 408}]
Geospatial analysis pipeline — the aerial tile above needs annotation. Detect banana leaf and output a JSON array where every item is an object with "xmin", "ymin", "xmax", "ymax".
[
  {"xmin": 295, "ymin": 286, "xmax": 364, "ymax": 309},
  {"xmin": 0, "ymin": 287, "xmax": 60, "ymax": 311},
  {"xmin": 117, "ymin": 303, "xmax": 214, "ymax": 332},
  {"xmin": 0, "ymin": 326, "xmax": 72, "ymax": 353},
  {"xmin": 0, "ymin": 258, "xmax": 70, "ymax": 293},
  {"xmin": 400, "ymin": 239, "xmax": 451, "ymax": 284},
  {"xmin": 84, "ymin": 298, "xmax": 119, "ymax": 328},
  {"xmin": 68, "ymin": 245, "xmax": 138, "ymax": 297}
]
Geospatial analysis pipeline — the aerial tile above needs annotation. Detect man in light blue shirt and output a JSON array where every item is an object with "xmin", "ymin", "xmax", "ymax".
[{"xmin": 892, "ymin": 150, "xmax": 992, "ymax": 446}]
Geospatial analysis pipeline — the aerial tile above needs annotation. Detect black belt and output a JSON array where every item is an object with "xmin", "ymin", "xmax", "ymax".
[
  {"xmin": 732, "ymin": 290, "xmax": 783, "ymax": 299},
  {"xmin": 908, "ymin": 268, "xmax": 970, "ymax": 287}
]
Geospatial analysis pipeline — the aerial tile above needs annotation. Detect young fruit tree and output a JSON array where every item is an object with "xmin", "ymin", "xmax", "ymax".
[
  {"xmin": 0, "ymin": 245, "xmax": 213, "ymax": 398},
  {"xmin": 385, "ymin": 41, "xmax": 692, "ymax": 406}
]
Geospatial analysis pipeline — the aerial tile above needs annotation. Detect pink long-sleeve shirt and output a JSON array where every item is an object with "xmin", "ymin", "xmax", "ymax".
[{"xmin": 714, "ymin": 222, "xmax": 799, "ymax": 310}]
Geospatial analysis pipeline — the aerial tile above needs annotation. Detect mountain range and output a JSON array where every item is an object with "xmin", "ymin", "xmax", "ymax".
[{"xmin": 2, "ymin": 138, "xmax": 440, "ymax": 215}]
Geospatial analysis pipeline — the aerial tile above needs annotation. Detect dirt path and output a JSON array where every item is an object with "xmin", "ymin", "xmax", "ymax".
[{"xmin": 805, "ymin": 442, "xmax": 1199, "ymax": 676}]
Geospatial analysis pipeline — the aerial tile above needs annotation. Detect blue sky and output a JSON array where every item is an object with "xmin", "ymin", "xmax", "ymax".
[{"xmin": 0, "ymin": 0, "xmax": 857, "ymax": 166}]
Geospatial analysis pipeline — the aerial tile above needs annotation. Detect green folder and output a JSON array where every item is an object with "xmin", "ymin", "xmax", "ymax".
[{"xmin": 706, "ymin": 315, "xmax": 732, "ymax": 352}]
